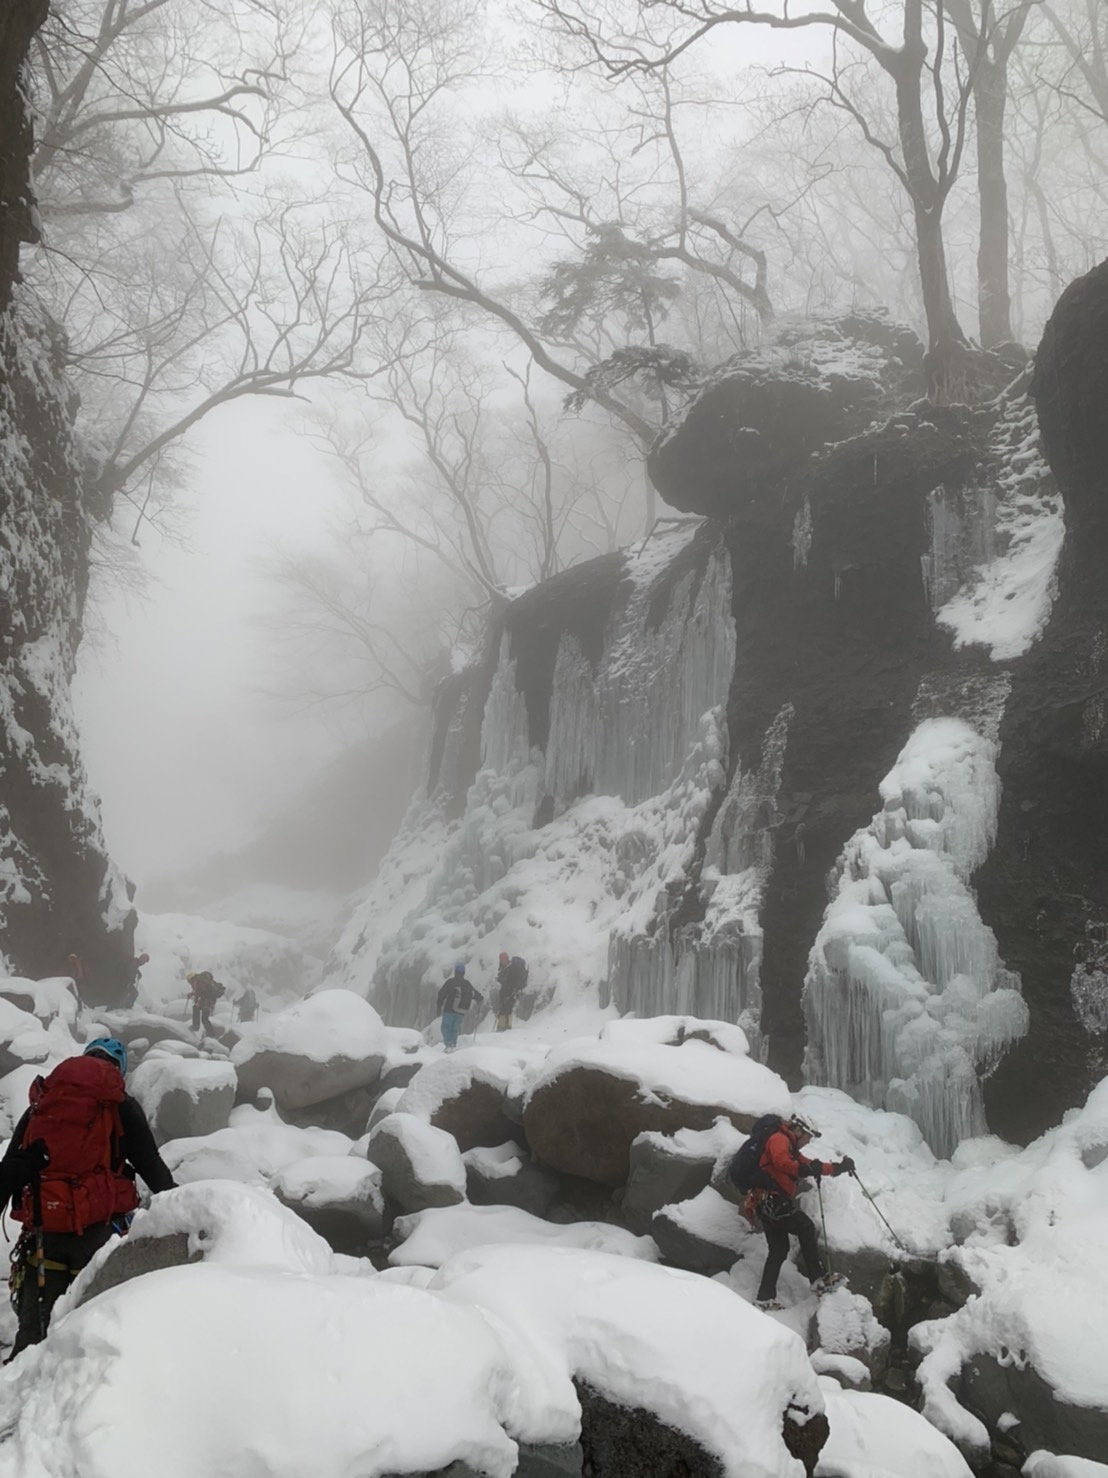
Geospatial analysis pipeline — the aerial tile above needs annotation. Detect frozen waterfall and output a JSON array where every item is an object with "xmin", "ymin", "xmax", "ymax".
[{"xmin": 803, "ymin": 718, "xmax": 1028, "ymax": 1157}]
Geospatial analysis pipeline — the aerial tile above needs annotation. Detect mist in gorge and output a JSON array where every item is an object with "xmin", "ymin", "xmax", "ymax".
[{"xmin": 3, "ymin": 1, "xmax": 1108, "ymax": 1473}]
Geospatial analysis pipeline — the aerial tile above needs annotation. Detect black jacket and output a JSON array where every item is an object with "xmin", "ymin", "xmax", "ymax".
[
  {"xmin": 437, "ymin": 975, "xmax": 482, "ymax": 1014},
  {"xmin": 496, "ymin": 957, "xmax": 527, "ymax": 1001},
  {"xmin": 0, "ymin": 1092, "xmax": 176, "ymax": 1215}
]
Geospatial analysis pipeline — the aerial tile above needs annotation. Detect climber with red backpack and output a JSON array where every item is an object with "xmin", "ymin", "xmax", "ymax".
[
  {"xmin": 0, "ymin": 1037, "xmax": 176, "ymax": 1358},
  {"xmin": 729, "ymin": 1112, "xmax": 854, "ymax": 1311}
]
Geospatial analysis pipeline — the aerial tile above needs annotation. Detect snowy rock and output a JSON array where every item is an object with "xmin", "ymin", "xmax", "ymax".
[
  {"xmin": 621, "ymin": 1122, "xmax": 736, "ymax": 1233},
  {"xmin": 273, "ymin": 1154, "xmax": 386, "ymax": 1250},
  {"xmin": 0, "ymin": 997, "xmax": 51, "ymax": 1075},
  {"xmin": 398, "ymin": 1049, "xmax": 529, "ymax": 1152},
  {"xmin": 101, "ymin": 1012, "xmax": 199, "ymax": 1050},
  {"xmin": 814, "ymin": 1287, "xmax": 891, "ymax": 1388},
  {"xmin": 232, "ymin": 990, "xmax": 388, "ymax": 1110},
  {"xmin": 523, "ymin": 1037, "xmax": 788, "ymax": 1186},
  {"xmin": 279, "ymin": 1082, "xmax": 379, "ymax": 1138},
  {"xmin": 464, "ymin": 1142, "xmax": 560, "ymax": 1219},
  {"xmin": 818, "ymin": 1384, "xmax": 973, "ymax": 1477},
  {"xmin": 368, "ymin": 1085, "xmax": 405, "ymax": 1130},
  {"xmin": 161, "ymin": 1099, "xmax": 354, "ymax": 1188},
  {"xmin": 390, "ymin": 1203, "xmax": 656, "ymax": 1270},
  {"xmin": 650, "ymin": 1185, "xmax": 752, "ymax": 1275},
  {"xmin": 367, "ymin": 1111, "xmax": 467, "ymax": 1213},
  {"xmin": 128, "ymin": 1055, "xmax": 237, "ymax": 1145},
  {"xmin": 647, "ymin": 312, "xmax": 925, "ymax": 518}
]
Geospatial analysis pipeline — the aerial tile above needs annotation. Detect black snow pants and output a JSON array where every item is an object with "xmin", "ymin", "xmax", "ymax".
[
  {"xmin": 9, "ymin": 1224, "xmax": 114, "ymax": 1358},
  {"xmin": 756, "ymin": 1199, "xmax": 825, "ymax": 1302}
]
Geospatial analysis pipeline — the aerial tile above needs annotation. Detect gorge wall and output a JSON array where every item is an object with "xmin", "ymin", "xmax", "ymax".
[
  {"xmin": 336, "ymin": 280, "xmax": 1100, "ymax": 1156},
  {"xmin": 0, "ymin": 1, "xmax": 135, "ymax": 995}
]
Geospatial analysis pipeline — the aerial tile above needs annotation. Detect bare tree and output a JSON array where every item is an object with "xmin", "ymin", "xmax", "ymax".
[
  {"xmin": 941, "ymin": 0, "xmax": 1035, "ymax": 347},
  {"xmin": 325, "ymin": 0, "xmax": 656, "ymax": 445},
  {"xmin": 535, "ymin": 0, "xmax": 983, "ymax": 392},
  {"xmin": 27, "ymin": 0, "xmax": 394, "ymax": 542},
  {"xmin": 1042, "ymin": 0, "xmax": 1108, "ymax": 125}
]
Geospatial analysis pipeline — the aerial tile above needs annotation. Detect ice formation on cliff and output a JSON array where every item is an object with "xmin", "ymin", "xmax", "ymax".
[{"xmin": 804, "ymin": 718, "xmax": 1028, "ymax": 1156}]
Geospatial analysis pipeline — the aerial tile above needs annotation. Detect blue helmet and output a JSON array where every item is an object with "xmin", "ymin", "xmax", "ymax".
[
  {"xmin": 84, "ymin": 1037, "xmax": 128, "ymax": 1076},
  {"xmin": 454, "ymin": 962, "xmax": 466, "ymax": 975}
]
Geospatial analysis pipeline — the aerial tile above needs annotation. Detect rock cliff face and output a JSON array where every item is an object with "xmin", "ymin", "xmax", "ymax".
[
  {"xmin": 343, "ymin": 296, "xmax": 1078, "ymax": 1153},
  {"xmin": 0, "ymin": 2, "xmax": 135, "ymax": 994},
  {"xmin": 976, "ymin": 259, "xmax": 1108, "ymax": 1140}
]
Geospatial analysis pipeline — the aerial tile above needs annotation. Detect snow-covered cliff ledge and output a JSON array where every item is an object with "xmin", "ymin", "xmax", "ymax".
[{"xmin": 0, "ymin": 4, "xmax": 134, "ymax": 987}]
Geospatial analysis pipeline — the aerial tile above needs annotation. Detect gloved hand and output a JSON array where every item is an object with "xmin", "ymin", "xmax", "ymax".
[{"xmin": 836, "ymin": 1156, "xmax": 856, "ymax": 1176}]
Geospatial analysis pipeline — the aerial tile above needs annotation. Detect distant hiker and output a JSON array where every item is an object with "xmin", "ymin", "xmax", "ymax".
[
  {"xmin": 730, "ymin": 1113, "xmax": 854, "ymax": 1310},
  {"xmin": 119, "ymin": 951, "xmax": 150, "ymax": 1010},
  {"xmin": 495, "ymin": 952, "xmax": 527, "ymax": 1032},
  {"xmin": 186, "ymin": 970, "xmax": 224, "ymax": 1035},
  {"xmin": 64, "ymin": 953, "xmax": 89, "ymax": 1008},
  {"xmin": 0, "ymin": 1038, "xmax": 175, "ymax": 1357},
  {"xmin": 437, "ymin": 964, "xmax": 483, "ymax": 1052},
  {"xmin": 236, "ymin": 986, "xmax": 258, "ymax": 1023}
]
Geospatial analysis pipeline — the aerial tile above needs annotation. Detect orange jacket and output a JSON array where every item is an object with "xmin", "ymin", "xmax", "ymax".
[{"xmin": 759, "ymin": 1126, "xmax": 834, "ymax": 1200}]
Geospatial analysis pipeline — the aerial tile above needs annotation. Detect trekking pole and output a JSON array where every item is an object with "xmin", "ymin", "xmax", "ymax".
[
  {"xmin": 850, "ymin": 1170, "xmax": 909, "ymax": 1253},
  {"xmin": 816, "ymin": 1177, "xmax": 834, "ymax": 1276}
]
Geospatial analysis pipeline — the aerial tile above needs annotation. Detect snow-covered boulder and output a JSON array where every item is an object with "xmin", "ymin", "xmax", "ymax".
[
  {"xmin": 367, "ymin": 1086, "xmax": 404, "ymax": 1131},
  {"xmin": 522, "ymin": 1032, "xmax": 789, "ymax": 1186},
  {"xmin": 0, "ymin": 996, "xmax": 59, "ymax": 1076},
  {"xmin": 367, "ymin": 1111, "xmax": 467, "ymax": 1213},
  {"xmin": 464, "ymin": 1142, "xmax": 560, "ymax": 1219},
  {"xmin": 390, "ymin": 1204, "xmax": 657, "ymax": 1270},
  {"xmin": 813, "ymin": 1287, "xmax": 891, "ymax": 1390},
  {"xmin": 429, "ymin": 1245, "xmax": 829, "ymax": 1478},
  {"xmin": 817, "ymin": 1382, "xmax": 973, "ymax": 1477},
  {"xmin": 128, "ymin": 1055, "xmax": 237, "ymax": 1145},
  {"xmin": 232, "ymin": 990, "xmax": 388, "ymax": 1110},
  {"xmin": 99, "ymin": 1011, "xmax": 199, "ymax": 1050},
  {"xmin": 162, "ymin": 1100, "xmax": 354, "ymax": 1190},
  {"xmin": 650, "ymin": 1185, "xmax": 753, "ymax": 1275},
  {"xmin": 622, "ymin": 1121, "xmax": 739, "ymax": 1233},
  {"xmin": 273, "ymin": 1154, "xmax": 386, "ymax": 1250},
  {"xmin": 398, "ymin": 1047, "xmax": 535, "ymax": 1151}
]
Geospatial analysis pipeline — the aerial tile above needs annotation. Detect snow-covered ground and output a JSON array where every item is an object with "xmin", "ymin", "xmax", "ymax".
[{"xmin": 1, "ymin": 959, "xmax": 1107, "ymax": 1475}]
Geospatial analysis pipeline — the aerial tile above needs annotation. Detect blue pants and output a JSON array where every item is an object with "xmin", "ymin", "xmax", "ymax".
[{"xmin": 441, "ymin": 1011, "xmax": 465, "ymax": 1049}]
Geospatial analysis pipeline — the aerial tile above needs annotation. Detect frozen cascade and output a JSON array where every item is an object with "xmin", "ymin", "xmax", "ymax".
[
  {"xmin": 543, "ymin": 536, "xmax": 736, "ymax": 810},
  {"xmin": 803, "ymin": 718, "xmax": 1029, "ymax": 1157},
  {"xmin": 367, "ymin": 528, "xmax": 744, "ymax": 1027}
]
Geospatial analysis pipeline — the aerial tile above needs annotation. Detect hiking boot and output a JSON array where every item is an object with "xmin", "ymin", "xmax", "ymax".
[
  {"xmin": 754, "ymin": 1299, "xmax": 785, "ymax": 1311},
  {"xmin": 811, "ymin": 1273, "xmax": 846, "ymax": 1295}
]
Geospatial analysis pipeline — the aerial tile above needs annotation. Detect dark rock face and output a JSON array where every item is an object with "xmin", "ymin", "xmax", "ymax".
[
  {"xmin": 0, "ymin": 0, "xmax": 136, "ymax": 987},
  {"xmin": 576, "ymin": 1383, "xmax": 725, "ymax": 1478},
  {"xmin": 976, "ymin": 258, "xmax": 1108, "ymax": 1140}
]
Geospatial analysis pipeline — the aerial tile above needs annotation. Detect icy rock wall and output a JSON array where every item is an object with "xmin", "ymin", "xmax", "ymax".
[
  {"xmin": 0, "ymin": 6, "xmax": 135, "ymax": 983},
  {"xmin": 804, "ymin": 719, "xmax": 1028, "ymax": 1156},
  {"xmin": 366, "ymin": 527, "xmax": 749, "ymax": 1028}
]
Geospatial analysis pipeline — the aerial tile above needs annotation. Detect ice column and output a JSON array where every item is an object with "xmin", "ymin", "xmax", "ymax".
[{"xmin": 804, "ymin": 717, "xmax": 1028, "ymax": 1157}]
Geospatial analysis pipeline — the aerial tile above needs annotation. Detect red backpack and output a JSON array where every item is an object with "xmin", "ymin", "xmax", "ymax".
[{"xmin": 11, "ymin": 1057, "xmax": 139, "ymax": 1235}]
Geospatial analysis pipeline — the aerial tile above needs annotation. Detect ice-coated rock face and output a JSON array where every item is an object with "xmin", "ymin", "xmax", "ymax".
[{"xmin": 0, "ymin": 4, "xmax": 135, "ymax": 989}]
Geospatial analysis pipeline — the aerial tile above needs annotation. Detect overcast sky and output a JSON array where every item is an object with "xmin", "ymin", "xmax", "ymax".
[{"xmin": 74, "ymin": 397, "xmax": 351, "ymax": 891}]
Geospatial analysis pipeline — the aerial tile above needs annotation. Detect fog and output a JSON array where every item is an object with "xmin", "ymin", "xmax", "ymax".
[
  {"xmin": 33, "ymin": 0, "xmax": 1108, "ymax": 906},
  {"xmin": 74, "ymin": 400, "xmax": 351, "ymax": 889}
]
